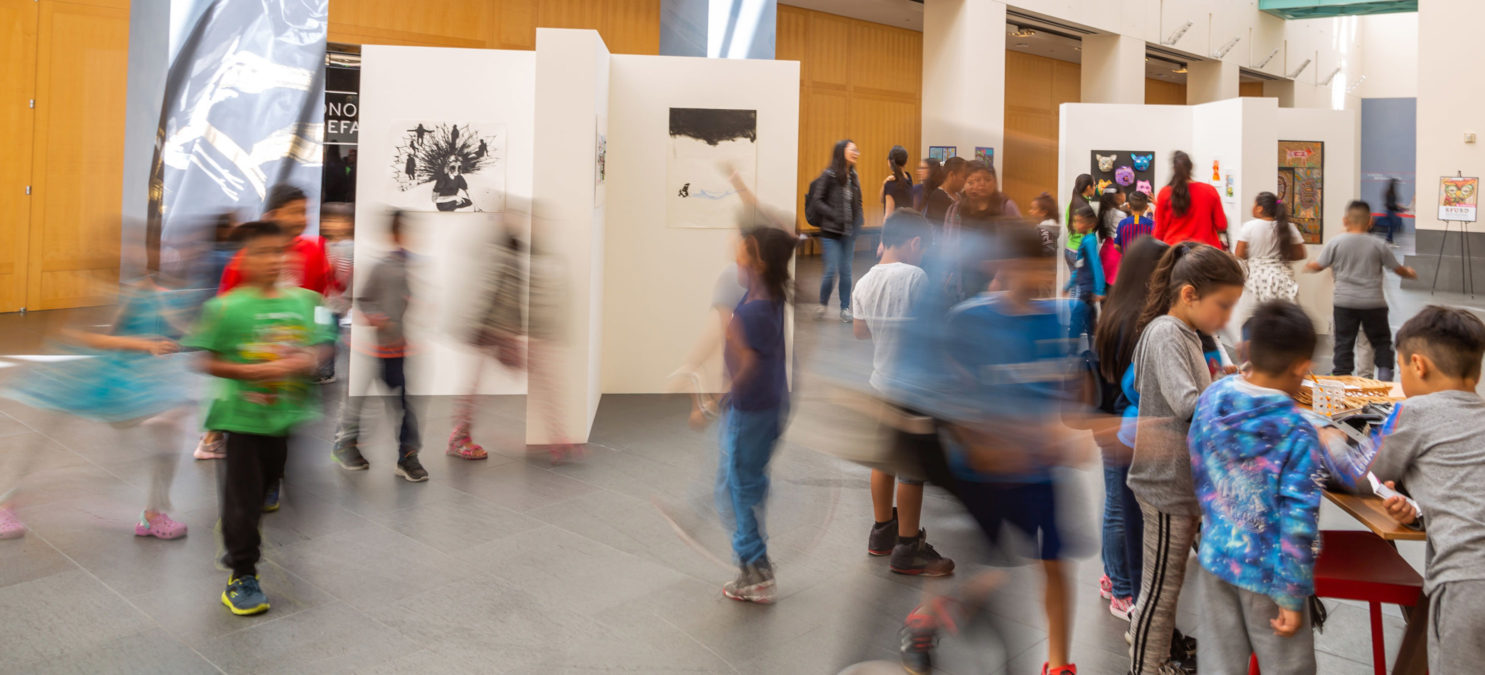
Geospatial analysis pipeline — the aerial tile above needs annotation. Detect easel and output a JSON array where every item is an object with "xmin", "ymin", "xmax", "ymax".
[{"xmin": 1431, "ymin": 171, "xmax": 1478, "ymax": 297}]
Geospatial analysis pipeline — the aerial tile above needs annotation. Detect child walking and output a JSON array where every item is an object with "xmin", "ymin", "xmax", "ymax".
[
  {"xmin": 1126, "ymin": 242, "xmax": 1245, "ymax": 675},
  {"xmin": 184, "ymin": 221, "xmax": 336, "ymax": 616},
  {"xmin": 1370, "ymin": 306, "xmax": 1485, "ymax": 674},
  {"xmin": 717, "ymin": 226, "xmax": 795, "ymax": 604},
  {"xmin": 1190, "ymin": 300, "xmax": 1324, "ymax": 675},
  {"xmin": 1235, "ymin": 192, "xmax": 1306, "ymax": 304},
  {"xmin": 332, "ymin": 211, "xmax": 425, "ymax": 481},
  {"xmin": 1064, "ymin": 205, "xmax": 1106, "ymax": 340},
  {"xmin": 1304, "ymin": 200, "xmax": 1417, "ymax": 380}
]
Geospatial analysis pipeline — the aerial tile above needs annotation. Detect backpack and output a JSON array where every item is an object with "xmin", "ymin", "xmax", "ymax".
[{"xmin": 804, "ymin": 173, "xmax": 830, "ymax": 229}]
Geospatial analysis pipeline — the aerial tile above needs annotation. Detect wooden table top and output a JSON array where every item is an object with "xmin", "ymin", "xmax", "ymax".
[{"xmin": 1324, "ymin": 490, "xmax": 1427, "ymax": 541}]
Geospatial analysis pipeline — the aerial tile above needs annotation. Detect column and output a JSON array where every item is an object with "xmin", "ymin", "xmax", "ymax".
[
  {"xmin": 1080, "ymin": 33, "xmax": 1146, "ymax": 104},
  {"xmin": 1186, "ymin": 59, "xmax": 1240, "ymax": 104},
  {"xmin": 922, "ymin": 0, "xmax": 1005, "ymax": 174}
]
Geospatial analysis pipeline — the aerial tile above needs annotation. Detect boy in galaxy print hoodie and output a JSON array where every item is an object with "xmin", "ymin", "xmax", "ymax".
[{"xmin": 1188, "ymin": 301, "xmax": 1325, "ymax": 674}]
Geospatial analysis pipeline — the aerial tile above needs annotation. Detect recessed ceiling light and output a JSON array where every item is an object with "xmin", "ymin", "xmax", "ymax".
[
  {"xmin": 1011, "ymin": 26, "xmax": 1036, "ymax": 38},
  {"xmin": 1173, "ymin": 66, "xmax": 1188, "ymax": 73},
  {"xmin": 1074, "ymin": 46, "xmax": 1082, "ymax": 51}
]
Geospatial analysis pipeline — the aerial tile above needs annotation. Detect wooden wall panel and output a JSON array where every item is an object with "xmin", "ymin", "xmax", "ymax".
[
  {"xmin": 1239, "ymin": 81, "xmax": 1264, "ymax": 97},
  {"xmin": 27, "ymin": 0, "xmax": 128, "ymax": 310},
  {"xmin": 1146, "ymin": 78, "xmax": 1187, "ymax": 105},
  {"xmin": 0, "ymin": 0, "xmax": 37, "ymax": 312},
  {"xmin": 328, "ymin": 0, "xmax": 658, "ymax": 54},
  {"xmin": 1003, "ymin": 51, "xmax": 1080, "ymax": 212}
]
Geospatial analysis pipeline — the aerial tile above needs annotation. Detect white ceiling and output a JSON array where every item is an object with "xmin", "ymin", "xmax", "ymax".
[{"xmin": 780, "ymin": 0, "xmax": 923, "ymax": 30}]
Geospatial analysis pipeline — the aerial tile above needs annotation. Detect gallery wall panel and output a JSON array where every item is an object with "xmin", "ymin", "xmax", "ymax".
[
  {"xmin": 0, "ymin": 0, "xmax": 38, "ymax": 312},
  {"xmin": 328, "ymin": 0, "xmax": 659, "ymax": 54},
  {"xmin": 1004, "ymin": 50, "xmax": 1080, "ymax": 213}
]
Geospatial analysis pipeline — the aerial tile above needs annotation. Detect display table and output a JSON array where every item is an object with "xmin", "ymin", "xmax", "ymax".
[
  {"xmin": 1321, "ymin": 490, "xmax": 1428, "ymax": 675},
  {"xmin": 1323, "ymin": 490, "xmax": 1426, "ymax": 541}
]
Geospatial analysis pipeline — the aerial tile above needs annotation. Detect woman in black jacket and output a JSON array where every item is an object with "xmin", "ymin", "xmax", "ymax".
[{"xmin": 808, "ymin": 139, "xmax": 863, "ymax": 322}]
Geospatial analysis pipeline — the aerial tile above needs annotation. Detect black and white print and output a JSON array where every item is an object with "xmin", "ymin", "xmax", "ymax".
[
  {"xmin": 388, "ymin": 121, "xmax": 506, "ymax": 213},
  {"xmin": 667, "ymin": 108, "xmax": 756, "ymax": 229}
]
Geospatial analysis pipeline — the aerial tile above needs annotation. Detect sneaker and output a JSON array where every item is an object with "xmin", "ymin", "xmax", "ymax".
[
  {"xmin": 221, "ymin": 574, "xmax": 270, "ymax": 616},
  {"xmin": 840, "ymin": 308, "xmax": 853, "ymax": 323},
  {"xmin": 1042, "ymin": 663, "xmax": 1077, "ymax": 675},
  {"xmin": 395, "ymin": 455, "xmax": 429, "ymax": 483},
  {"xmin": 899, "ymin": 603, "xmax": 945, "ymax": 675},
  {"xmin": 867, "ymin": 509, "xmax": 897, "ymax": 556},
  {"xmin": 0, "ymin": 508, "xmax": 24, "ymax": 539},
  {"xmin": 262, "ymin": 481, "xmax": 281, "ymax": 513},
  {"xmin": 193, "ymin": 433, "xmax": 226, "ymax": 460},
  {"xmin": 889, "ymin": 530, "xmax": 955, "ymax": 576},
  {"xmin": 1099, "ymin": 574, "xmax": 1113, "ymax": 600},
  {"xmin": 1109, "ymin": 595, "xmax": 1135, "ymax": 621},
  {"xmin": 134, "ymin": 511, "xmax": 187, "ymax": 539},
  {"xmin": 722, "ymin": 559, "xmax": 776, "ymax": 604},
  {"xmin": 812, "ymin": 305, "xmax": 827, "ymax": 321},
  {"xmin": 332, "ymin": 442, "xmax": 370, "ymax": 471},
  {"xmin": 313, "ymin": 372, "xmax": 336, "ymax": 385}
]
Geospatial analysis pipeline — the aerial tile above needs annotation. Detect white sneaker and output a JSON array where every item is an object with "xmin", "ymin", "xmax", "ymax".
[
  {"xmin": 840, "ymin": 308, "xmax": 853, "ymax": 323},
  {"xmin": 812, "ymin": 306, "xmax": 827, "ymax": 321},
  {"xmin": 193, "ymin": 434, "xmax": 226, "ymax": 460}
]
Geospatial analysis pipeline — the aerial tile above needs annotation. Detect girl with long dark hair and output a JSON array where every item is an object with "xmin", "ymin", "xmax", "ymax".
[
  {"xmin": 1065, "ymin": 174, "xmax": 1097, "ymax": 267},
  {"xmin": 1153, "ymin": 151, "xmax": 1227, "ymax": 247},
  {"xmin": 1234, "ymin": 191, "xmax": 1306, "ymax": 304},
  {"xmin": 913, "ymin": 158, "xmax": 941, "ymax": 212},
  {"xmin": 805, "ymin": 139, "xmax": 863, "ymax": 322},
  {"xmin": 881, "ymin": 146, "xmax": 914, "ymax": 218}
]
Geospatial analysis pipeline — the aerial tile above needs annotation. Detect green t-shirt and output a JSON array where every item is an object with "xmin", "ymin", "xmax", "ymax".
[{"xmin": 183, "ymin": 286, "xmax": 336, "ymax": 436}]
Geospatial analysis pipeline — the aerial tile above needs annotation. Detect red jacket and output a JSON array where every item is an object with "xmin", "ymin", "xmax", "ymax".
[
  {"xmin": 1154, "ymin": 182, "xmax": 1228, "ymax": 248},
  {"xmin": 219, "ymin": 235, "xmax": 337, "ymax": 295}
]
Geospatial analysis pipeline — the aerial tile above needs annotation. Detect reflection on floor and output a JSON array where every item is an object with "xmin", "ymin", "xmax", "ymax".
[{"xmin": 0, "ymin": 252, "xmax": 1473, "ymax": 673}]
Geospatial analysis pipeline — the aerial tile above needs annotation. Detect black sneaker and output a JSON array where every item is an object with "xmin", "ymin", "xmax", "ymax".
[
  {"xmin": 889, "ymin": 529, "xmax": 955, "ymax": 576},
  {"xmin": 395, "ymin": 455, "xmax": 429, "ymax": 483},
  {"xmin": 332, "ymin": 442, "xmax": 369, "ymax": 471},
  {"xmin": 899, "ymin": 604, "xmax": 940, "ymax": 675},
  {"xmin": 722, "ymin": 558, "xmax": 776, "ymax": 604},
  {"xmin": 868, "ymin": 508, "xmax": 897, "ymax": 556}
]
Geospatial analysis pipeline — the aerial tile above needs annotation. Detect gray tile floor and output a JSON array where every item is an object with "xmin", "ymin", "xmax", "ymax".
[{"xmin": 0, "ymin": 251, "xmax": 1473, "ymax": 674}]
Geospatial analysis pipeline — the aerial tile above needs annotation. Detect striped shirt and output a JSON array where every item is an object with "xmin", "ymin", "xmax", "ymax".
[{"xmin": 1115, "ymin": 215, "xmax": 1155, "ymax": 251}]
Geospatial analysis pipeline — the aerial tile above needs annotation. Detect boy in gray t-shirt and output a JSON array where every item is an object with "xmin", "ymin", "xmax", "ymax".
[
  {"xmin": 1368, "ymin": 306, "xmax": 1485, "ymax": 675},
  {"xmin": 1305, "ymin": 200, "xmax": 1416, "ymax": 379}
]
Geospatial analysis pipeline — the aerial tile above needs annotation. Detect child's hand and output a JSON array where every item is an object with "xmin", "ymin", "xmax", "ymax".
[
  {"xmin": 1270, "ymin": 608, "xmax": 1303, "ymax": 637},
  {"xmin": 134, "ymin": 338, "xmax": 179, "ymax": 356},
  {"xmin": 1381, "ymin": 481, "xmax": 1419, "ymax": 525},
  {"xmin": 1397, "ymin": 266, "xmax": 1418, "ymax": 280},
  {"xmin": 1092, "ymin": 294, "xmax": 1105, "ymax": 303}
]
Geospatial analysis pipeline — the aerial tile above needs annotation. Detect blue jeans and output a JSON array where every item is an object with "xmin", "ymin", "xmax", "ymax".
[
  {"xmin": 1068, "ymin": 297, "xmax": 1096, "ymax": 341},
  {"xmin": 1379, "ymin": 211, "xmax": 1402, "ymax": 242},
  {"xmin": 716, "ymin": 405, "xmax": 783, "ymax": 565},
  {"xmin": 1099, "ymin": 439, "xmax": 1136, "ymax": 598},
  {"xmin": 818, "ymin": 234, "xmax": 855, "ymax": 309}
]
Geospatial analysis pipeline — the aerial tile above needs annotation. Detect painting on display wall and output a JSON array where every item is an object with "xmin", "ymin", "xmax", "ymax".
[
  {"xmin": 974, "ymin": 146, "xmax": 994, "ymax": 165},
  {"xmin": 1277, "ymin": 140, "xmax": 1324, "ymax": 244},
  {"xmin": 928, "ymin": 146, "xmax": 957, "ymax": 162},
  {"xmin": 1090, "ymin": 150, "xmax": 1155, "ymax": 197},
  {"xmin": 667, "ymin": 108, "xmax": 756, "ymax": 229},
  {"xmin": 388, "ymin": 121, "xmax": 506, "ymax": 213}
]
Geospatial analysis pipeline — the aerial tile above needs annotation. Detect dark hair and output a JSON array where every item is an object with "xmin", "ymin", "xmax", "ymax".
[
  {"xmin": 888, "ymin": 145, "xmax": 909, "ymax": 184},
  {"xmin": 1097, "ymin": 188, "xmax": 1122, "ymax": 241},
  {"xmin": 960, "ymin": 162, "xmax": 1008, "ymax": 220},
  {"xmin": 1396, "ymin": 305, "xmax": 1485, "ymax": 380},
  {"xmin": 1096, "ymin": 237, "xmax": 1170, "ymax": 380},
  {"xmin": 1246, "ymin": 300, "xmax": 1317, "ymax": 375},
  {"xmin": 1168, "ymin": 151, "xmax": 1194, "ymax": 218},
  {"xmin": 388, "ymin": 210, "xmax": 407, "ymax": 239},
  {"xmin": 235, "ymin": 220, "xmax": 284, "ymax": 244},
  {"xmin": 881, "ymin": 208, "xmax": 928, "ymax": 249},
  {"xmin": 264, "ymin": 184, "xmax": 307, "ymax": 214},
  {"xmin": 1254, "ymin": 191, "xmax": 1291, "ymax": 250},
  {"xmin": 942, "ymin": 156, "xmax": 968, "ymax": 178},
  {"xmin": 1031, "ymin": 192, "xmax": 1060, "ymax": 223},
  {"xmin": 1135, "ymin": 241, "xmax": 1246, "ymax": 337},
  {"xmin": 1071, "ymin": 205, "xmax": 1097, "ymax": 226},
  {"xmin": 1385, "ymin": 178, "xmax": 1400, "ymax": 210},
  {"xmin": 1127, "ymin": 190, "xmax": 1149, "ymax": 212},
  {"xmin": 829, "ymin": 139, "xmax": 855, "ymax": 186},
  {"xmin": 1069, "ymin": 173, "xmax": 1094, "ymax": 215},
  {"xmin": 321, "ymin": 202, "xmax": 354, "ymax": 220},
  {"xmin": 1346, "ymin": 200, "xmax": 1371, "ymax": 225},
  {"xmin": 740, "ymin": 226, "xmax": 797, "ymax": 303}
]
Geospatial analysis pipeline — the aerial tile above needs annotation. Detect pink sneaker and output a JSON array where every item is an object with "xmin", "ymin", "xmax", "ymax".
[
  {"xmin": 1109, "ymin": 595, "xmax": 1135, "ymax": 621},
  {"xmin": 0, "ymin": 508, "xmax": 24, "ymax": 539},
  {"xmin": 194, "ymin": 433, "xmax": 226, "ymax": 460},
  {"xmin": 1098, "ymin": 574, "xmax": 1113, "ymax": 600},
  {"xmin": 134, "ymin": 511, "xmax": 187, "ymax": 540}
]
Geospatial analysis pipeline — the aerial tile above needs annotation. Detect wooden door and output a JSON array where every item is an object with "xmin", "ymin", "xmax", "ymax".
[
  {"xmin": 0, "ymin": 0, "xmax": 37, "ymax": 312},
  {"xmin": 27, "ymin": 0, "xmax": 129, "ymax": 310}
]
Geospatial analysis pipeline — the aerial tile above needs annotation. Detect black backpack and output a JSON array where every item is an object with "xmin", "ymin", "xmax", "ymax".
[{"xmin": 804, "ymin": 173, "xmax": 830, "ymax": 229}]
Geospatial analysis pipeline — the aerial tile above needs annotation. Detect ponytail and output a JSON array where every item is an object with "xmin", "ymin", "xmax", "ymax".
[
  {"xmin": 1255, "ymin": 191, "xmax": 1289, "ymax": 250},
  {"xmin": 1169, "ymin": 151, "xmax": 1194, "ymax": 218},
  {"xmin": 1135, "ymin": 241, "xmax": 1246, "ymax": 338},
  {"xmin": 889, "ymin": 146, "xmax": 909, "ymax": 184},
  {"xmin": 1069, "ymin": 174, "xmax": 1094, "ymax": 224}
]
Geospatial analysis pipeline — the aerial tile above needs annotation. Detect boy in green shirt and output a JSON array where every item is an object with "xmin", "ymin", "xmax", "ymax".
[{"xmin": 183, "ymin": 221, "xmax": 336, "ymax": 616}]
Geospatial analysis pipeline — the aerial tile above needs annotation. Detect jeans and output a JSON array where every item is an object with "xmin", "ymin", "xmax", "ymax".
[
  {"xmin": 1120, "ymin": 466, "xmax": 1145, "ymax": 602},
  {"xmin": 335, "ymin": 356, "xmax": 420, "ymax": 458},
  {"xmin": 716, "ymin": 405, "xmax": 783, "ymax": 565},
  {"xmin": 1099, "ymin": 448, "xmax": 1136, "ymax": 598},
  {"xmin": 1380, "ymin": 211, "xmax": 1403, "ymax": 243},
  {"xmin": 818, "ymin": 233, "xmax": 855, "ymax": 309},
  {"xmin": 1068, "ymin": 297, "xmax": 1096, "ymax": 341},
  {"xmin": 1333, "ymin": 306, "xmax": 1393, "ymax": 376},
  {"xmin": 221, "ymin": 433, "xmax": 289, "ymax": 578}
]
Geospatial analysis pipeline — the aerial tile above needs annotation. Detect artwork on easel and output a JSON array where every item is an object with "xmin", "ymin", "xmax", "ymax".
[
  {"xmin": 1278, "ymin": 140, "xmax": 1324, "ymax": 244},
  {"xmin": 1438, "ymin": 176, "xmax": 1478, "ymax": 222},
  {"xmin": 1090, "ymin": 150, "xmax": 1155, "ymax": 197}
]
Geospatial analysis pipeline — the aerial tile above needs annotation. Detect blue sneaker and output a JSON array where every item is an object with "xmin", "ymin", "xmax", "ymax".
[
  {"xmin": 221, "ymin": 575, "xmax": 270, "ymax": 616},
  {"xmin": 262, "ymin": 481, "xmax": 281, "ymax": 513}
]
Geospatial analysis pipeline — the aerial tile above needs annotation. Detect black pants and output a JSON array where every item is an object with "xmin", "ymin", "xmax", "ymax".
[
  {"xmin": 1332, "ymin": 306, "xmax": 1393, "ymax": 376},
  {"xmin": 220, "ymin": 432, "xmax": 289, "ymax": 578}
]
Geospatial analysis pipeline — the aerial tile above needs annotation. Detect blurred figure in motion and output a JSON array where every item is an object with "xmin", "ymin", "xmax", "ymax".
[
  {"xmin": 717, "ymin": 226, "xmax": 796, "ymax": 604},
  {"xmin": 911, "ymin": 157, "xmax": 940, "ymax": 213},
  {"xmin": 0, "ymin": 238, "xmax": 197, "ymax": 540},
  {"xmin": 332, "ymin": 211, "xmax": 424, "ymax": 481},
  {"xmin": 805, "ymin": 139, "xmax": 863, "ymax": 323},
  {"xmin": 182, "ymin": 221, "xmax": 336, "ymax": 616},
  {"xmin": 1063, "ymin": 205, "xmax": 1105, "ymax": 340},
  {"xmin": 448, "ymin": 227, "xmax": 524, "ymax": 461},
  {"xmin": 880, "ymin": 145, "xmax": 913, "ymax": 218},
  {"xmin": 319, "ymin": 202, "xmax": 357, "ymax": 382},
  {"xmin": 897, "ymin": 227, "xmax": 1085, "ymax": 675}
]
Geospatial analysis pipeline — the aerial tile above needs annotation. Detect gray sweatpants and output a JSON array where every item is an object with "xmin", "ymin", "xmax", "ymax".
[
  {"xmin": 1195, "ymin": 565, "xmax": 1316, "ymax": 675},
  {"xmin": 1430, "ymin": 580, "xmax": 1485, "ymax": 674},
  {"xmin": 1128, "ymin": 500, "xmax": 1199, "ymax": 675}
]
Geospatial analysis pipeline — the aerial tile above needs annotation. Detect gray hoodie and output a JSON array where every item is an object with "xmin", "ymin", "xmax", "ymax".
[
  {"xmin": 358, "ymin": 250, "xmax": 410, "ymax": 354},
  {"xmin": 1127, "ymin": 314, "xmax": 1212, "ymax": 515}
]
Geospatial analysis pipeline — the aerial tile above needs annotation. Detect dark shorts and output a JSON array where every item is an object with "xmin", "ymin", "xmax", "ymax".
[{"xmin": 957, "ymin": 480, "xmax": 1063, "ymax": 561}]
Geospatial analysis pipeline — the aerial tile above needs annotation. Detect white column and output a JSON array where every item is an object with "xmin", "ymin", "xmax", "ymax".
[
  {"xmin": 1186, "ymin": 59, "xmax": 1239, "ymax": 104},
  {"xmin": 922, "ymin": 0, "xmax": 1004, "ymax": 172},
  {"xmin": 1080, "ymin": 33, "xmax": 1145, "ymax": 104},
  {"xmin": 1417, "ymin": 0, "xmax": 1484, "ymax": 235}
]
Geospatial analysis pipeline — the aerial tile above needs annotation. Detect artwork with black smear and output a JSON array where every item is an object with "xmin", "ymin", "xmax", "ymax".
[
  {"xmin": 668, "ymin": 108, "xmax": 756, "ymax": 229},
  {"xmin": 388, "ymin": 121, "xmax": 505, "ymax": 213}
]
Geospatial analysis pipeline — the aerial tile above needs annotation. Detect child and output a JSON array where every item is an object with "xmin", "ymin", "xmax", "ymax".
[
  {"xmin": 717, "ymin": 226, "xmax": 795, "ymax": 604},
  {"xmin": 851, "ymin": 209, "xmax": 953, "ymax": 576},
  {"xmin": 1064, "ymin": 206, "xmax": 1105, "ymax": 340},
  {"xmin": 1236, "ymin": 192, "xmax": 1306, "ymax": 304},
  {"xmin": 1099, "ymin": 188, "xmax": 1126, "ymax": 286},
  {"xmin": 319, "ymin": 202, "xmax": 356, "ymax": 383},
  {"xmin": 1029, "ymin": 192, "xmax": 1061, "ymax": 257},
  {"xmin": 332, "ymin": 211, "xmax": 425, "ymax": 481},
  {"xmin": 1116, "ymin": 190, "xmax": 1155, "ymax": 254},
  {"xmin": 1190, "ymin": 300, "xmax": 1324, "ymax": 674},
  {"xmin": 1304, "ymin": 200, "xmax": 1417, "ymax": 380},
  {"xmin": 183, "ymin": 221, "xmax": 335, "ymax": 616},
  {"xmin": 1126, "ymin": 242, "xmax": 1246, "ymax": 675},
  {"xmin": 1370, "ymin": 306, "xmax": 1485, "ymax": 674}
]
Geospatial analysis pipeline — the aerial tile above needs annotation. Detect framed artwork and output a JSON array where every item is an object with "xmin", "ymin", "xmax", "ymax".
[
  {"xmin": 1278, "ymin": 140, "xmax": 1324, "ymax": 243},
  {"xmin": 1438, "ymin": 176, "xmax": 1479, "ymax": 222},
  {"xmin": 388, "ymin": 121, "xmax": 506, "ymax": 213},
  {"xmin": 667, "ymin": 108, "xmax": 756, "ymax": 229},
  {"xmin": 928, "ymin": 146, "xmax": 957, "ymax": 162},
  {"xmin": 1090, "ymin": 150, "xmax": 1155, "ymax": 196},
  {"xmin": 974, "ymin": 146, "xmax": 994, "ymax": 164}
]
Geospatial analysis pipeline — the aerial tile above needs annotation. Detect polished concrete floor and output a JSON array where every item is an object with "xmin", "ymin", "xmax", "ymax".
[{"xmin": 0, "ymin": 249, "xmax": 1470, "ymax": 674}]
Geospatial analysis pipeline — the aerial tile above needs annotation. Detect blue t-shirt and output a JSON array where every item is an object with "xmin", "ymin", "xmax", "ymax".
[{"xmin": 727, "ymin": 297, "xmax": 788, "ymax": 411}]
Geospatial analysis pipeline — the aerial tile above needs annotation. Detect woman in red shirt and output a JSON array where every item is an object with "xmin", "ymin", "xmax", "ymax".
[{"xmin": 1153, "ymin": 150, "xmax": 1227, "ymax": 248}]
